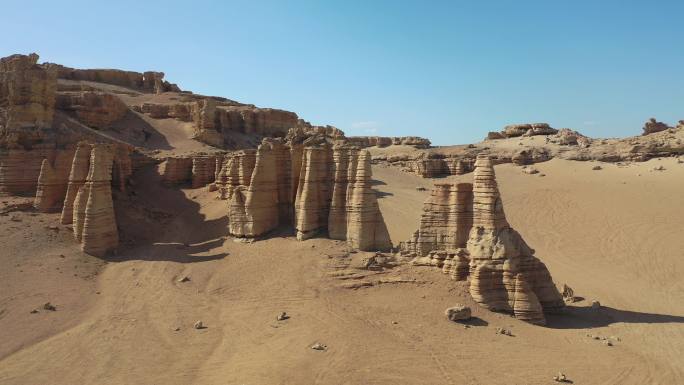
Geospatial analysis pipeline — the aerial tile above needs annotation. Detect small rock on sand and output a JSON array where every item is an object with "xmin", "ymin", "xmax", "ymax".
[
  {"xmin": 43, "ymin": 302, "xmax": 56, "ymax": 311},
  {"xmin": 193, "ymin": 321, "xmax": 204, "ymax": 329},
  {"xmin": 445, "ymin": 305, "xmax": 471, "ymax": 321},
  {"xmin": 177, "ymin": 276, "xmax": 190, "ymax": 283},
  {"xmin": 277, "ymin": 312, "xmax": 290, "ymax": 321},
  {"xmin": 592, "ymin": 165, "xmax": 602, "ymax": 170},
  {"xmin": 311, "ymin": 343, "xmax": 327, "ymax": 351},
  {"xmin": 591, "ymin": 300, "xmax": 601, "ymax": 309}
]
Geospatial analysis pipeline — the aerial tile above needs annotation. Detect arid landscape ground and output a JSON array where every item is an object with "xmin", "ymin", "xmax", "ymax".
[{"xmin": 1, "ymin": 53, "xmax": 683, "ymax": 385}]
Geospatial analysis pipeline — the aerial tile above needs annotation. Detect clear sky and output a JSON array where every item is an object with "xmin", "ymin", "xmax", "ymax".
[{"xmin": 2, "ymin": 0, "xmax": 682, "ymax": 145}]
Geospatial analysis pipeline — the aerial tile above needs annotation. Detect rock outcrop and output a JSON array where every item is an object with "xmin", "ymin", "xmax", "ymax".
[
  {"xmin": 72, "ymin": 144, "xmax": 118, "ymax": 256},
  {"xmin": 162, "ymin": 157, "xmax": 193, "ymax": 185},
  {"xmin": 47, "ymin": 64, "xmax": 180, "ymax": 93},
  {"xmin": 346, "ymin": 136, "xmax": 431, "ymax": 148},
  {"xmin": 401, "ymin": 154, "xmax": 564, "ymax": 324},
  {"xmin": 642, "ymin": 118, "xmax": 669, "ymax": 136},
  {"xmin": 403, "ymin": 183, "xmax": 473, "ymax": 256},
  {"xmin": 0, "ymin": 53, "xmax": 56, "ymax": 131},
  {"xmin": 486, "ymin": 123, "xmax": 558, "ymax": 140},
  {"xmin": 61, "ymin": 142, "xmax": 91, "ymax": 224},
  {"xmin": 34, "ymin": 159, "xmax": 61, "ymax": 211},
  {"xmin": 217, "ymin": 138, "xmax": 391, "ymax": 251},
  {"xmin": 55, "ymin": 91, "xmax": 128, "ymax": 129}
]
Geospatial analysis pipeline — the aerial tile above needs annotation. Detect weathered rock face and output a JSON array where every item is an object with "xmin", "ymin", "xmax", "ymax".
[
  {"xmin": 217, "ymin": 139, "xmax": 391, "ymax": 251},
  {"xmin": 401, "ymin": 154, "xmax": 564, "ymax": 324},
  {"xmin": 347, "ymin": 136, "xmax": 431, "ymax": 148},
  {"xmin": 162, "ymin": 157, "xmax": 193, "ymax": 185},
  {"xmin": 403, "ymin": 183, "xmax": 473, "ymax": 257},
  {"xmin": 553, "ymin": 128, "xmax": 591, "ymax": 147},
  {"xmin": 61, "ymin": 142, "xmax": 91, "ymax": 224},
  {"xmin": 47, "ymin": 65, "xmax": 180, "ymax": 93},
  {"xmin": 486, "ymin": 123, "xmax": 558, "ymax": 140},
  {"xmin": 72, "ymin": 144, "xmax": 118, "ymax": 256},
  {"xmin": 0, "ymin": 53, "xmax": 56, "ymax": 132},
  {"xmin": 191, "ymin": 156, "xmax": 217, "ymax": 188},
  {"xmin": 55, "ymin": 92, "xmax": 128, "ymax": 129},
  {"xmin": 327, "ymin": 149, "xmax": 392, "ymax": 250},
  {"xmin": 642, "ymin": 118, "xmax": 669, "ymax": 136},
  {"xmin": 34, "ymin": 159, "xmax": 62, "ymax": 211},
  {"xmin": 467, "ymin": 154, "xmax": 564, "ymax": 324}
]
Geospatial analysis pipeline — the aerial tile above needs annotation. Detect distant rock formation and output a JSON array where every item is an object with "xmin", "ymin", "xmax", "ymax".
[
  {"xmin": 33, "ymin": 159, "xmax": 65, "ymax": 212},
  {"xmin": 552, "ymin": 128, "xmax": 591, "ymax": 147},
  {"xmin": 486, "ymin": 123, "xmax": 558, "ymax": 140},
  {"xmin": 217, "ymin": 136, "xmax": 391, "ymax": 251},
  {"xmin": 346, "ymin": 136, "xmax": 431, "ymax": 148},
  {"xmin": 401, "ymin": 154, "xmax": 564, "ymax": 324},
  {"xmin": 642, "ymin": 118, "xmax": 669, "ymax": 136},
  {"xmin": 44, "ymin": 64, "xmax": 180, "ymax": 93}
]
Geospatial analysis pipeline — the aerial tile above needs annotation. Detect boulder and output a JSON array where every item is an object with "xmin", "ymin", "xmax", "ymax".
[{"xmin": 445, "ymin": 305, "xmax": 471, "ymax": 321}]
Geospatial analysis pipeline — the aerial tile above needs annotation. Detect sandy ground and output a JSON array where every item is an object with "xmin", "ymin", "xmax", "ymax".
[{"xmin": 1, "ymin": 157, "xmax": 683, "ymax": 385}]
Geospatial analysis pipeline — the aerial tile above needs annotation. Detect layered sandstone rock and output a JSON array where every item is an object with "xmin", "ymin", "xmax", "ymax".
[
  {"xmin": 294, "ymin": 146, "xmax": 333, "ymax": 240},
  {"xmin": 466, "ymin": 154, "xmax": 564, "ymax": 324},
  {"xmin": 48, "ymin": 65, "xmax": 180, "ymax": 93},
  {"xmin": 486, "ymin": 123, "xmax": 558, "ymax": 140},
  {"xmin": 55, "ymin": 92, "xmax": 128, "ymax": 129},
  {"xmin": 218, "ymin": 139, "xmax": 391, "ymax": 250},
  {"xmin": 346, "ymin": 136, "xmax": 431, "ymax": 148},
  {"xmin": 191, "ymin": 155, "xmax": 217, "ymax": 188},
  {"xmin": 642, "ymin": 118, "xmax": 669, "ymax": 136},
  {"xmin": 34, "ymin": 159, "xmax": 62, "ymax": 211},
  {"xmin": 162, "ymin": 157, "xmax": 193, "ymax": 185},
  {"xmin": 0, "ymin": 53, "xmax": 56, "ymax": 131},
  {"xmin": 403, "ymin": 183, "xmax": 473, "ymax": 256},
  {"xmin": 72, "ymin": 144, "xmax": 118, "ymax": 256},
  {"xmin": 401, "ymin": 155, "xmax": 564, "ymax": 324},
  {"xmin": 328, "ymin": 149, "xmax": 391, "ymax": 250},
  {"xmin": 61, "ymin": 142, "xmax": 91, "ymax": 224}
]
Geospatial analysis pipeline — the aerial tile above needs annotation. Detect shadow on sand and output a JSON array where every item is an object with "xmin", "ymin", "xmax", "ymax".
[
  {"xmin": 546, "ymin": 305, "xmax": 684, "ymax": 329},
  {"xmin": 110, "ymin": 164, "xmax": 229, "ymax": 263}
]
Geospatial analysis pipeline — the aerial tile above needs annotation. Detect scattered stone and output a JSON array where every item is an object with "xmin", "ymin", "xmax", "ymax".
[
  {"xmin": 445, "ymin": 305, "xmax": 472, "ymax": 321},
  {"xmin": 553, "ymin": 372, "xmax": 570, "ymax": 383},
  {"xmin": 30, "ymin": 309, "xmax": 39, "ymax": 314},
  {"xmin": 522, "ymin": 167, "xmax": 539, "ymax": 175},
  {"xmin": 603, "ymin": 340, "xmax": 613, "ymax": 346},
  {"xmin": 193, "ymin": 320, "xmax": 204, "ymax": 329},
  {"xmin": 415, "ymin": 186, "xmax": 427, "ymax": 191},
  {"xmin": 177, "ymin": 275, "xmax": 190, "ymax": 283},
  {"xmin": 276, "ymin": 312, "xmax": 290, "ymax": 321},
  {"xmin": 652, "ymin": 165, "xmax": 666, "ymax": 171},
  {"xmin": 592, "ymin": 165, "xmax": 602, "ymax": 170},
  {"xmin": 392, "ymin": 321, "xmax": 398, "ymax": 325},
  {"xmin": 311, "ymin": 343, "xmax": 327, "ymax": 351},
  {"xmin": 495, "ymin": 327, "xmax": 513, "ymax": 336},
  {"xmin": 43, "ymin": 302, "xmax": 56, "ymax": 311},
  {"xmin": 173, "ymin": 327, "xmax": 181, "ymax": 331},
  {"xmin": 591, "ymin": 300, "xmax": 601, "ymax": 310}
]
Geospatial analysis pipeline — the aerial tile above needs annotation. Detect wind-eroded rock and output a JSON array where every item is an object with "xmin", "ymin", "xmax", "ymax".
[
  {"xmin": 72, "ymin": 144, "xmax": 118, "ymax": 256},
  {"xmin": 218, "ymin": 138, "xmax": 391, "ymax": 251},
  {"xmin": 55, "ymin": 91, "xmax": 128, "ymax": 129},
  {"xmin": 402, "ymin": 154, "xmax": 564, "ymax": 324}
]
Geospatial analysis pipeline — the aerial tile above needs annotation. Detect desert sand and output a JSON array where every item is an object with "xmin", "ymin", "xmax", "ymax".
[{"xmin": 1, "ymin": 54, "xmax": 683, "ymax": 385}]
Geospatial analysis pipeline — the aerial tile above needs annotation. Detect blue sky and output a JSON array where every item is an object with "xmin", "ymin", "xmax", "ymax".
[{"xmin": 2, "ymin": 0, "xmax": 682, "ymax": 145}]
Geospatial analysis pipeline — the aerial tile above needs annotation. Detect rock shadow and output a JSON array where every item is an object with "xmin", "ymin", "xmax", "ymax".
[
  {"xmin": 545, "ymin": 305, "xmax": 684, "ymax": 329},
  {"xmin": 111, "ymin": 164, "xmax": 229, "ymax": 263}
]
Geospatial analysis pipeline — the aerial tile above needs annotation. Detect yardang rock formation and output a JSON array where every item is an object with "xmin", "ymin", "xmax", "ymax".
[{"xmin": 402, "ymin": 154, "xmax": 565, "ymax": 325}]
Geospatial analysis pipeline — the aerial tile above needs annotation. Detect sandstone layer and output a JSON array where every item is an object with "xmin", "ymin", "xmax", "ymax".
[{"xmin": 402, "ymin": 154, "xmax": 564, "ymax": 324}]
